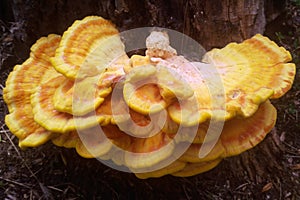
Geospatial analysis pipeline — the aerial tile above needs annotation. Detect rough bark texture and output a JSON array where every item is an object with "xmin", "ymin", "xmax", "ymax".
[
  {"xmin": 4, "ymin": 0, "xmax": 285, "ymax": 50},
  {"xmin": 183, "ymin": 0, "xmax": 267, "ymax": 48}
]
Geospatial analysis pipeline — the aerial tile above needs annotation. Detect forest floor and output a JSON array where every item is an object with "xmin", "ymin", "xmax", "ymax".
[{"xmin": 0, "ymin": 3, "xmax": 300, "ymax": 200}]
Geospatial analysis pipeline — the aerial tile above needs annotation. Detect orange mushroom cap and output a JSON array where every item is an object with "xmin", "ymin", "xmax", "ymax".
[
  {"xmin": 50, "ymin": 121, "xmax": 176, "ymax": 170},
  {"xmin": 31, "ymin": 76, "xmax": 130, "ymax": 133},
  {"xmin": 75, "ymin": 126, "xmax": 112, "ymax": 158},
  {"xmin": 123, "ymin": 58, "xmax": 194, "ymax": 115},
  {"xmin": 174, "ymin": 122, "xmax": 217, "ymax": 144},
  {"xmin": 178, "ymin": 100, "xmax": 276, "ymax": 163},
  {"xmin": 52, "ymin": 54, "xmax": 129, "ymax": 115},
  {"xmin": 51, "ymin": 16, "xmax": 125, "ymax": 80},
  {"xmin": 178, "ymin": 140, "xmax": 225, "ymax": 163},
  {"xmin": 123, "ymin": 64, "xmax": 167, "ymax": 114},
  {"xmin": 52, "ymin": 127, "xmax": 112, "ymax": 159},
  {"xmin": 52, "ymin": 77, "xmax": 112, "ymax": 115},
  {"xmin": 165, "ymin": 34, "xmax": 295, "ymax": 125},
  {"xmin": 220, "ymin": 100, "xmax": 277, "ymax": 157},
  {"xmin": 128, "ymin": 100, "xmax": 276, "ymax": 178},
  {"xmin": 3, "ymin": 34, "xmax": 61, "ymax": 148},
  {"xmin": 124, "ymin": 131, "xmax": 175, "ymax": 170},
  {"xmin": 52, "ymin": 131, "xmax": 79, "ymax": 149}
]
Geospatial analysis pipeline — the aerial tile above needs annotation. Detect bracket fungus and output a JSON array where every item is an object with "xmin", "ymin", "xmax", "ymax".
[
  {"xmin": 3, "ymin": 34, "xmax": 61, "ymax": 148},
  {"xmin": 3, "ymin": 16, "xmax": 296, "ymax": 179},
  {"xmin": 51, "ymin": 16, "xmax": 125, "ymax": 80},
  {"xmin": 164, "ymin": 34, "xmax": 295, "ymax": 125}
]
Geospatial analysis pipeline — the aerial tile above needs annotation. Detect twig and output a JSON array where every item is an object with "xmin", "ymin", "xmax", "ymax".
[
  {"xmin": 284, "ymin": 155, "xmax": 300, "ymax": 158},
  {"xmin": 0, "ymin": 177, "xmax": 32, "ymax": 189},
  {"xmin": 3, "ymin": 128, "xmax": 22, "ymax": 158},
  {"xmin": 279, "ymin": 180, "xmax": 282, "ymax": 200},
  {"xmin": 235, "ymin": 182, "xmax": 250, "ymax": 191},
  {"xmin": 282, "ymin": 141, "xmax": 299, "ymax": 151},
  {"xmin": 47, "ymin": 186, "xmax": 64, "ymax": 192}
]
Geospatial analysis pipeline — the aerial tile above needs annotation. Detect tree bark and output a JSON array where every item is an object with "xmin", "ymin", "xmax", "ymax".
[
  {"xmin": 3, "ymin": 0, "xmax": 285, "ymax": 50},
  {"xmin": 183, "ymin": 0, "xmax": 267, "ymax": 48}
]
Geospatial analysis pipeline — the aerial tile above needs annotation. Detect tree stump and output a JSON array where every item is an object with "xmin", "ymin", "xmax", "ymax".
[{"xmin": 4, "ymin": 0, "xmax": 285, "ymax": 49}]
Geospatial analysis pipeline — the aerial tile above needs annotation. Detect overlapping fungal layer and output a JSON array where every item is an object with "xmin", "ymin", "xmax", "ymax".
[
  {"xmin": 3, "ymin": 16, "xmax": 296, "ymax": 179},
  {"xmin": 3, "ymin": 34, "xmax": 61, "ymax": 148}
]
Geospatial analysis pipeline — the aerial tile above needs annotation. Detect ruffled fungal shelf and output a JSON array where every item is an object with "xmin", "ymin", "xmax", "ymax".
[{"xmin": 3, "ymin": 16, "xmax": 296, "ymax": 179}]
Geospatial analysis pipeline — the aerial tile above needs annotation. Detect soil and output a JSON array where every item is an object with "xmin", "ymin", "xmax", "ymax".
[{"xmin": 0, "ymin": 2, "xmax": 299, "ymax": 200}]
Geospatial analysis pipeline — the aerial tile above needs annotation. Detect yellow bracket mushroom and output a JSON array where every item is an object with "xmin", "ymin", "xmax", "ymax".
[
  {"xmin": 2, "ymin": 15, "xmax": 296, "ymax": 179},
  {"xmin": 3, "ymin": 34, "xmax": 61, "ymax": 148},
  {"xmin": 51, "ymin": 16, "xmax": 124, "ymax": 80},
  {"xmin": 165, "ymin": 34, "xmax": 295, "ymax": 125},
  {"xmin": 123, "ymin": 57, "xmax": 194, "ymax": 115}
]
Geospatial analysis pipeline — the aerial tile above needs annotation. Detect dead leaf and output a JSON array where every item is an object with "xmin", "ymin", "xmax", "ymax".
[
  {"xmin": 261, "ymin": 182, "xmax": 273, "ymax": 192},
  {"xmin": 290, "ymin": 163, "xmax": 300, "ymax": 170}
]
